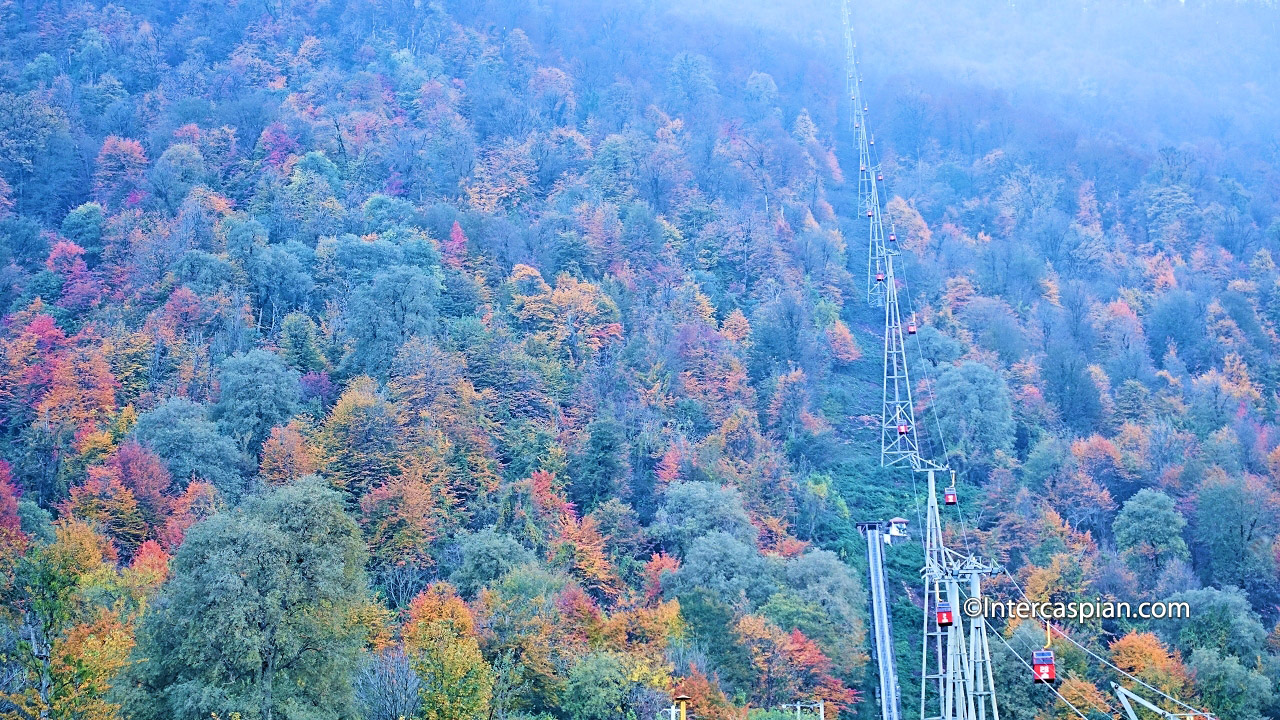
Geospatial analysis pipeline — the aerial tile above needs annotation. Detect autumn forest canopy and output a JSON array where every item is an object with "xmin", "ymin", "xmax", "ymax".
[{"xmin": 1, "ymin": 0, "xmax": 1280, "ymax": 719}]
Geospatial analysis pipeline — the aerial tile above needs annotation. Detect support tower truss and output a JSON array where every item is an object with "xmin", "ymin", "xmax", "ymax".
[
  {"xmin": 841, "ymin": 0, "xmax": 890, "ymax": 307},
  {"xmin": 881, "ymin": 254, "xmax": 924, "ymax": 469},
  {"xmin": 920, "ymin": 471, "xmax": 1000, "ymax": 720},
  {"xmin": 839, "ymin": 1, "xmax": 922, "ymax": 469}
]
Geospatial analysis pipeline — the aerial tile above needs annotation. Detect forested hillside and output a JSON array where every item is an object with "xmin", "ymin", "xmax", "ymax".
[{"xmin": 0, "ymin": 1, "xmax": 1278, "ymax": 719}]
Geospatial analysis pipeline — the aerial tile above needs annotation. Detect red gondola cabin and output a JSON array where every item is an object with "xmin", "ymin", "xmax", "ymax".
[
  {"xmin": 889, "ymin": 233, "xmax": 897, "ymax": 242},
  {"xmin": 897, "ymin": 423, "xmax": 909, "ymax": 435},
  {"xmin": 1032, "ymin": 650, "xmax": 1056, "ymax": 684},
  {"xmin": 877, "ymin": 173, "xmax": 884, "ymax": 181},
  {"xmin": 876, "ymin": 271, "xmax": 886, "ymax": 283},
  {"xmin": 936, "ymin": 601, "xmax": 954, "ymax": 627},
  {"xmin": 907, "ymin": 321, "xmax": 917, "ymax": 335},
  {"xmin": 944, "ymin": 486, "xmax": 958, "ymax": 505}
]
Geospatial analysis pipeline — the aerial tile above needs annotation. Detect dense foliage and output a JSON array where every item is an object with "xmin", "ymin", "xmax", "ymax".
[{"xmin": 0, "ymin": 1, "xmax": 1278, "ymax": 719}]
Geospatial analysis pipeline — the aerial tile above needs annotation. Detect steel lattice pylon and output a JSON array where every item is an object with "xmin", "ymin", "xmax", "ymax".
[
  {"xmin": 880, "ymin": 255, "xmax": 923, "ymax": 469},
  {"xmin": 920, "ymin": 471, "xmax": 1001, "ymax": 720},
  {"xmin": 841, "ymin": 0, "xmax": 920, "ymax": 469},
  {"xmin": 842, "ymin": 0, "xmax": 888, "ymax": 308},
  {"xmin": 841, "ymin": 4, "xmax": 1003, "ymax": 720}
]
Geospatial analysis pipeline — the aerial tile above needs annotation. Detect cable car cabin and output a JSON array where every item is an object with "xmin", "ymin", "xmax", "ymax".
[
  {"xmin": 897, "ymin": 423, "xmax": 909, "ymax": 435},
  {"xmin": 876, "ymin": 272, "xmax": 886, "ymax": 283},
  {"xmin": 877, "ymin": 172, "xmax": 885, "ymax": 181},
  {"xmin": 936, "ymin": 601, "xmax": 954, "ymax": 627},
  {"xmin": 1031, "ymin": 651, "xmax": 1057, "ymax": 684},
  {"xmin": 863, "ymin": 105, "xmax": 869, "ymax": 112},
  {"xmin": 866, "ymin": 209, "xmax": 874, "ymax": 217},
  {"xmin": 860, "ymin": 163, "xmax": 866, "ymax": 171},
  {"xmin": 907, "ymin": 321, "xmax": 917, "ymax": 335},
  {"xmin": 889, "ymin": 233, "xmax": 897, "ymax": 243},
  {"xmin": 944, "ymin": 486, "xmax": 958, "ymax": 506}
]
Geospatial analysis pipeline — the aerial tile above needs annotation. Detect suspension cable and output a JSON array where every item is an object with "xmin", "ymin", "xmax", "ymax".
[
  {"xmin": 858, "ymin": 82, "xmax": 971, "ymax": 552},
  {"xmin": 990, "ymin": 626, "xmax": 1092, "ymax": 720},
  {"xmin": 999, "ymin": 568, "xmax": 1211, "ymax": 716}
]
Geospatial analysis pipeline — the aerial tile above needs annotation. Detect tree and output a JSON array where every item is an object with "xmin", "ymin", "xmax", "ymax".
[
  {"xmin": 316, "ymin": 377, "xmax": 401, "ymax": 500},
  {"xmin": 258, "ymin": 421, "xmax": 319, "ymax": 486},
  {"xmin": 353, "ymin": 649, "xmax": 421, "ymax": 720},
  {"xmin": 342, "ymin": 265, "xmax": 441, "ymax": 377},
  {"xmin": 465, "ymin": 137, "xmax": 536, "ymax": 213},
  {"xmin": 155, "ymin": 481, "xmax": 219, "ymax": 552},
  {"xmin": 931, "ymin": 361, "xmax": 1015, "ymax": 470},
  {"xmin": 104, "ymin": 441, "xmax": 172, "ymax": 527},
  {"xmin": 651, "ymin": 481, "xmax": 757, "ymax": 556},
  {"xmin": 212, "ymin": 350, "xmax": 300, "ymax": 455},
  {"xmin": 63, "ymin": 470, "xmax": 148, "ymax": 561},
  {"xmin": 826, "ymin": 320, "xmax": 861, "ymax": 364},
  {"xmin": 403, "ymin": 584, "xmax": 493, "ymax": 720},
  {"xmin": 1191, "ymin": 470, "xmax": 1276, "ymax": 594},
  {"xmin": 568, "ymin": 416, "xmax": 628, "ymax": 514},
  {"xmin": 1188, "ymin": 647, "xmax": 1273, "ymax": 720},
  {"xmin": 1043, "ymin": 346, "xmax": 1103, "ymax": 433},
  {"xmin": 0, "ymin": 461, "xmax": 25, "ymax": 594},
  {"xmin": 1113, "ymin": 489, "xmax": 1188, "ymax": 578},
  {"xmin": 735, "ymin": 614, "xmax": 796, "ymax": 706},
  {"xmin": 667, "ymin": 531, "xmax": 773, "ymax": 606},
  {"xmin": 1050, "ymin": 675, "xmax": 1113, "ymax": 720},
  {"xmin": 448, "ymin": 528, "xmax": 536, "ymax": 598},
  {"xmin": 0, "ymin": 91, "xmax": 65, "ymax": 179},
  {"xmin": 120, "ymin": 480, "xmax": 371, "ymax": 720},
  {"xmin": 149, "ymin": 144, "xmax": 206, "ymax": 212},
  {"xmin": 360, "ymin": 453, "xmax": 456, "ymax": 570},
  {"xmin": 1160, "ymin": 587, "xmax": 1266, "ymax": 660},
  {"xmin": 671, "ymin": 668, "xmax": 737, "ymax": 720},
  {"xmin": 2, "ymin": 519, "xmax": 127, "ymax": 720},
  {"xmin": 0, "ymin": 175, "xmax": 12, "ymax": 219},
  {"xmin": 471, "ymin": 563, "xmax": 570, "ymax": 714},
  {"xmin": 93, "ymin": 136, "xmax": 149, "ymax": 210},
  {"xmin": 279, "ymin": 312, "xmax": 327, "ymax": 373},
  {"xmin": 60, "ymin": 203, "xmax": 106, "ymax": 265},
  {"xmin": 562, "ymin": 652, "xmax": 630, "ymax": 720},
  {"xmin": 133, "ymin": 399, "xmax": 245, "ymax": 498},
  {"xmin": 667, "ymin": 53, "xmax": 718, "ymax": 114},
  {"xmin": 443, "ymin": 221, "xmax": 468, "ymax": 268},
  {"xmin": 1109, "ymin": 632, "xmax": 1190, "ymax": 699}
]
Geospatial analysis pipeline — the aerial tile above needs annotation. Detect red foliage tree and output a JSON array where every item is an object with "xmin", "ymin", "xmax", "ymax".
[
  {"xmin": 444, "ymin": 221, "xmax": 468, "ymax": 269},
  {"xmin": 157, "ymin": 481, "xmax": 219, "ymax": 551},
  {"xmin": 93, "ymin": 136, "xmax": 149, "ymax": 210},
  {"xmin": 106, "ymin": 441, "xmax": 172, "ymax": 525}
]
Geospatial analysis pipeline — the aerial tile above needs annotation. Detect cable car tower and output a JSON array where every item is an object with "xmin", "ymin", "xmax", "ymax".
[
  {"xmin": 843, "ymin": 0, "xmax": 889, "ymax": 309},
  {"xmin": 841, "ymin": 2, "xmax": 923, "ymax": 471},
  {"xmin": 841, "ymin": 4, "xmax": 1000, "ymax": 720},
  {"xmin": 840, "ymin": 8, "xmax": 1226, "ymax": 720}
]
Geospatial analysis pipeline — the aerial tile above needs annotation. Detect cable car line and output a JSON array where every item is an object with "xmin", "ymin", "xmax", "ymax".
[
  {"xmin": 842, "ymin": 2, "xmax": 1223, "ymax": 716},
  {"xmin": 989, "ymin": 630, "xmax": 1091, "ymax": 720},
  {"xmin": 997, "ymin": 569, "xmax": 1216, "ymax": 718},
  {"xmin": 841, "ymin": 4, "xmax": 1002, "ymax": 719}
]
